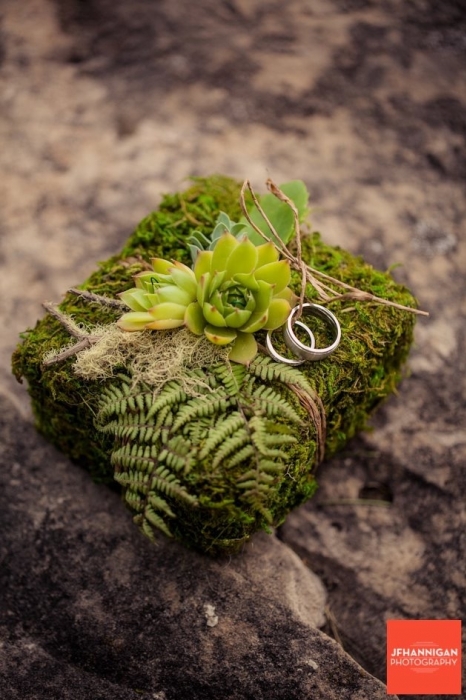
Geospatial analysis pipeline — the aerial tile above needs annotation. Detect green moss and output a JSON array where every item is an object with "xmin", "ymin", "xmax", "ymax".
[{"xmin": 12, "ymin": 175, "xmax": 416, "ymax": 555}]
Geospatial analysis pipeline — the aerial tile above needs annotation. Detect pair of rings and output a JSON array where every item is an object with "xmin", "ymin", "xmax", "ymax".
[{"xmin": 266, "ymin": 303, "xmax": 341, "ymax": 366}]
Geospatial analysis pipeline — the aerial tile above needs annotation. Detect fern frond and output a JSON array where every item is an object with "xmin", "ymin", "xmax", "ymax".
[
  {"xmin": 151, "ymin": 471, "xmax": 197, "ymax": 506},
  {"xmin": 256, "ymin": 505, "xmax": 274, "ymax": 525},
  {"xmin": 139, "ymin": 517, "xmax": 157, "ymax": 542},
  {"xmin": 253, "ymin": 459, "xmax": 286, "ymax": 475},
  {"xmin": 114, "ymin": 469, "xmax": 151, "ymax": 492},
  {"xmin": 144, "ymin": 507, "xmax": 173, "ymax": 538},
  {"xmin": 224, "ymin": 444, "xmax": 255, "ymax": 470},
  {"xmin": 147, "ymin": 492, "xmax": 176, "ymax": 519},
  {"xmin": 172, "ymin": 391, "xmax": 232, "ymax": 432},
  {"xmin": 158, "ymin": 435, "xmax": 195, "ymax": 473},
  {"xmin": 146, "ymin": 382, "xmax": 188, "ymax": 421},
  {"xmin": 236, "ymin": 473, "xmax": 275, "ymax": 488},
  {"xmin": 198, "ymin": 412, "xmax": 244, "ymax": 459},
  {"xmin": 212, "ymin": 362, "xmax": 246, "ymax": 395},
  {"xmin": 249, "ymin": 355, "xmax": 316, "ymax": 396},
  {"xmin": 183, "ymin": 416, "xmax": 211, "ymax": 445},
  {"xmin": 262, "ymin": 433, "xmax": 297, "ymax": 447},
  {"xmin": 124, "ymin": 488, "xmax": 144, "ymax": 511},
  {"xmin": 248, "ymin": 416, "xmax": 292, "ymax": 460},
  {"xmin": 97, "ymin": 350, "xmax": 314, "ymax": 546},
  {"xmin": 211, "ymin": 428, "xmax": 250, "ymax": 468},
  {"xmin": 252, "ymin": 385, "xmax": 303, "ymax": 425}
]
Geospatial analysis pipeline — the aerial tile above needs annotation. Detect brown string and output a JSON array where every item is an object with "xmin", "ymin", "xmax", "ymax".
[{"xmin": 286, "ymin": 382, "xmax": 327, "ymax": 465}]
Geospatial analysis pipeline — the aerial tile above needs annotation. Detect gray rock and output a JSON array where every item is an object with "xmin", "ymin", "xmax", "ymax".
[
  {"xmin": 0, "ymin": 396, "xmax": 394, "ymax": 699},
  {"xmin": 280, "ymin": 378, "xmax": 466, "ymax": 689},
  {"xmin": 2, "ymin": 0, "xmax": 465, "ymax": 697}
]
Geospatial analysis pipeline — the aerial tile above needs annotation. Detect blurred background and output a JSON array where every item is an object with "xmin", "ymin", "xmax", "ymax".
[
  {"xmin": 1, "ymin": 1, "xmax": 465, "ymax": 690},
  {"xmin": 1, "ymin": 0, "xmax": 465, "ymax": 406}
]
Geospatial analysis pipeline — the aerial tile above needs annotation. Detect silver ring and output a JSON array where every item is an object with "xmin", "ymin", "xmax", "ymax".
[
  {"xmin": 266, "ymin": 321, "xmax": 315, "ymax": 365},
  {"xmin": 283, "ymin": 303, "xmax": 341, "ymax": 361}
]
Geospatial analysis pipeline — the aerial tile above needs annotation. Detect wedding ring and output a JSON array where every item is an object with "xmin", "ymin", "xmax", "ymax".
[
  {"xmin": 283, "ymin": 303, "xmax": 341, "ymax": 361},
  {"xmin": 266, "ymin": 321, "xmax": 315, "ymax": 366}
]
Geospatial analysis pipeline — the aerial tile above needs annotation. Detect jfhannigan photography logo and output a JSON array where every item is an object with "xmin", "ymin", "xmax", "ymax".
[{"xmin": 387, "ymin": 620, "xmax": 462, "ymax": 695}]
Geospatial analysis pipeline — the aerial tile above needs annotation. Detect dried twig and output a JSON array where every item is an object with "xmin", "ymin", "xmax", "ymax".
[
  {"xmin": 240, "ymin": 180, "xmax": 288, "ymax": 254},
  {"xmin": 266, "ymin": 179, "xmax": 307, "ymax": 319},
  {"xmin": 287, "ymin": 382, "xmax": 326, "ymax": 464},
  {"xmin": 68, "ymin": 288, "xmax": 127, "ymax": 309},
  {"xmin": 240, "ymin": 179, "xmax": 428, "ymax": 317},
  {"xmin": 42, "ymin": 302, "xmax": 102, "ymax": 367}
]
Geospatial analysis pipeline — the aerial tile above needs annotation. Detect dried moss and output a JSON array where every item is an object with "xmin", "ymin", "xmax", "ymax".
[{"xmin": 12, "ymin": 175, "xmax": 417, "ymax": 555}]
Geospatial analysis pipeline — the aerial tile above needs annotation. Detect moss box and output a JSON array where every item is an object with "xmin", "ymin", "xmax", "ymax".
[{"xmin": 12, "ymin": 176, "xmax": 417, "ymax": 555}]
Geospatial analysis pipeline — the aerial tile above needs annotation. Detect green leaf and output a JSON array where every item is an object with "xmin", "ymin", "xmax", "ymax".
[
  {"xmin": 204, "ymin": 325, "xmax": 237, "ymax": 345},
  {"xmin": 224, "ymin": 308, "xmax": 252, "ymax": 328},
  {"xmin": 146, "ymin": 318, "xmax": 186, "ymax": 330},
  {"xmin": 169, "ymin": 263, "xmax": 197, "ymax": 297},
  {"xmin": 151, "ymin": 285, "xmax": 193, "ymax": 306},
  {"xmin": 194, "ymin": 251, "xmax": 213, "ymax": 281},
  {"xmin": 144, "ymin": 303, "xmax": 187, "ymax": 329},
  {"xmin": 203, "ymin": 302, "xmax": 227, "ymax": 327},
  {"xmin": 147, "ymin": 302, "xmax": 187, "ymax": 321},
  {"xmin": 256, "ymin": 241, "xmax": 279, "ymax": 267},
  {"xmin": 117, "ymin": 311, "xmax": 156, "ymax": 331},
  {"xmin": 188, "ymin": 230, "xmax": 211, "ymax": 248},
  {"xmin": 274, "ymin": 287, "xmax": 296, "ymax": 304},
  {"xmin": 150, "ymin": 258, "xmax": 173, "ymax": 275},
  {"xmin": 254, "ymin": 260, "xmax": 291, "ymax": 293},
  {"xmin": 196, "ymin": 272, "xmax": 211, "ymax": 306},
  {"xmin": 230, "ymin": 222, "xmax": 247, "ymax": 237},
  {"xmin": 224, "ymin": 236, "xmax": 258, "ymax": 279},
  {"xmin": 184, "ymin": 302, "xmax": 206, "ymax": 335},
  {"xmin": 211, "ymin": 232, "xmax": 238, "ymax": 272},
  {"xmin": 262, "ymin": 298, "xmax": 291, "ymax": 330},
  {"xmin": 252, "ymin": 280, "xmax": 273, "ymax": 314},
  {"xmin": 232, "ymin": 272, "xmax": 259, "ymax": 291},
  {"xmin": 240, "ymin": 180, "xmax": 309, "ymax": 246},
  {"xmin": 209, "ymin": 270, "xmax": 226, "ymax": 295},
  {"xmin": 119, "ymin": 289, "xmax": 152, "ymax": 311},
  {"xmin": 133, "ymin": 271, "xmax": 158, "ymax": 291},
  {"xmin": 228, "ymin": 332, "xmax": 258, "ymax": 365},
  {"xmin": 209, "ymin": 290, "xmax": 225, "ymax": 315},
  {"xmin": 240, "ymin": 310, "xmax": 268, "ymax": 333}
]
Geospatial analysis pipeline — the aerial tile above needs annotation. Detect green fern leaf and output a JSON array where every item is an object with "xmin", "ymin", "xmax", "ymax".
[
  {"xmin": 143, "ymin": 508, "xmax": 173, "ymax": 538},
  {"xmin": 252, "ymin": 385, "xmax": 303, "ymax": 425},
  {"xmin": 224, "ymin": 444, "xmax": 256, "ymax": 470},
  {"xmin": 251, "ymin": 355, "xmax": 316, "ymax": 396},
  {"xmin": 146, "ymin": 382, "xmax": 188, "ymax": 420},
  {"xmin": 147, "ymin": 493, "xmax": 176, "ymax": 519},
  {"xmin": 198, "ymin": 412, "xmax": 244, "ymax": 459},
  {"xmin": 172, "ymin": 391, "xmax": 232, "ymax": 432},
  {"xmin": 211, "ymin": 428, "xmax": 250, "ymax": 468}
]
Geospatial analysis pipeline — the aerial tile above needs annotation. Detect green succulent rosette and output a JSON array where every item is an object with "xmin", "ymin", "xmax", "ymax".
[{"xmin": 117, "ymin": 229, "xmax": 296, "ymax": 364}]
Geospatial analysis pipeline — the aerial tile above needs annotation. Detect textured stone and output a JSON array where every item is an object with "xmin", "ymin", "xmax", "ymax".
[
  {"xmin": 280, "ymin": 368, "xmax": 466, "ymax": 688},
  {"xmin": 1, "ymin": 0, "xmax": 465, "ymax": 696},
  {"xmin": 0, "ymin": 395, "xmax": 393, "ymax": 700}
]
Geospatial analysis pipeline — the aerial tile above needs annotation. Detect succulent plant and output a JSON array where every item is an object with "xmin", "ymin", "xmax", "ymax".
[
  {"xmin": 187, "ymin": 212, "xmax": 246, "ymax": 263},
  {"xmin": 117, "ymin": 230, "xmax": 295, "ymax": 364}
]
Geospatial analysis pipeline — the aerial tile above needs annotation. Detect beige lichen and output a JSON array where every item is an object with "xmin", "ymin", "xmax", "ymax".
[{"xmin": 73, "ymin": 323, "xmax": 229, "ymax": 393}]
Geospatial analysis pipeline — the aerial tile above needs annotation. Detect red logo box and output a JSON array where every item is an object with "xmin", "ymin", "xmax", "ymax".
[{"xmin": 387, "ymin": 620, "xmax": 462, "ymax": 695}]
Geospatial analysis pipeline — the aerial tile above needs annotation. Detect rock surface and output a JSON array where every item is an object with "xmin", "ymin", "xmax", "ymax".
[
  {"xmin": 0, "ymin": 395, "xmax": 392, "ymax": 700},
  {"xmin": 1, "ymin": 0, "xmax": 465, "ymax": 698}
]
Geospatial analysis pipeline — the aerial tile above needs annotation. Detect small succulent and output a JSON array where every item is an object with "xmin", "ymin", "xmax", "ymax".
[
  {"xmin": 117, "ymin": 230, "xmax": 295, "ymax": 364},
  {"xmin": 187, "ymin": 212, "xmax": 246, "ymax": 262}
]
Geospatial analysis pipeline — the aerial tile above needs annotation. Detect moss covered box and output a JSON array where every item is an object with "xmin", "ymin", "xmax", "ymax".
[{"xmin": 12, "ymin": 176, "xmax": 418, "ymax": 555}]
